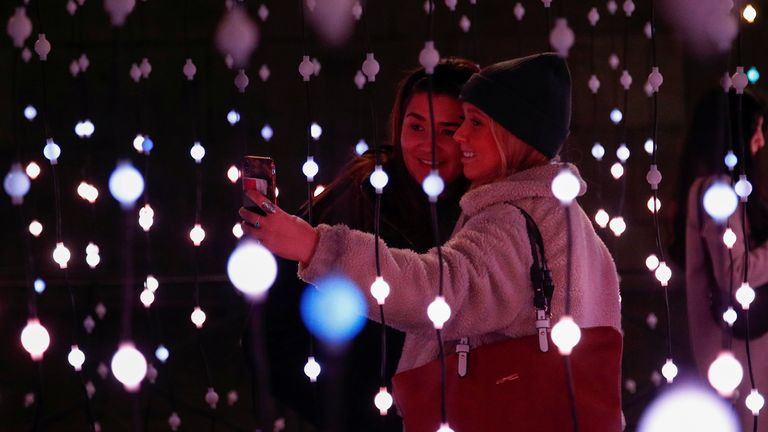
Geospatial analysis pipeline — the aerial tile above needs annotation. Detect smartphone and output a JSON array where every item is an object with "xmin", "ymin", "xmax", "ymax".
[{"xmin": 242, "ymin": 156, "xmax": 277, "ymax": 214}]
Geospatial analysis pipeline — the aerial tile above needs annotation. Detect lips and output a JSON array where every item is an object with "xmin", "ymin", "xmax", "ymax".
[
  {"xmin": 461, "ymin": 151, "xmax": 476, "ymax": 162},
  {"xmin": 417, "ymin": 158, "xmax": 444, "ymax": 167}
]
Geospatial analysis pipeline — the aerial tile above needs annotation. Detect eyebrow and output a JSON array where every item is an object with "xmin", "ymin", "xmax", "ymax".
[{"xmin": 406, "ymin": 112, "xmax": 461, "ymax": 127}]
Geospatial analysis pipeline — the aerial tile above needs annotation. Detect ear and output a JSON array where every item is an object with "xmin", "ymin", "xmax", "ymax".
[{"xmin": 751, "ymin": 116, "xmax": 765, "ymax": 156}]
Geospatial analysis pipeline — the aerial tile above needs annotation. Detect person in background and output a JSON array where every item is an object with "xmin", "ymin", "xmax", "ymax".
[
  {"xmin": 263, "ymin": 58, "xmax": 477, "ymax": 431},
  {"xmin": 672, "ymin": 88, "xmax": 768, "ymax": 431}
]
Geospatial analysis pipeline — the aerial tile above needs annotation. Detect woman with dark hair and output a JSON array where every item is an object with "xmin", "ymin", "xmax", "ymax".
[
  {"xmin": 263, "ymin": 58, "xmax": 477, "ymax": 431},
  {"xmin": 673, "ymin": 88, "xmax": 768, "ymax": 431}
]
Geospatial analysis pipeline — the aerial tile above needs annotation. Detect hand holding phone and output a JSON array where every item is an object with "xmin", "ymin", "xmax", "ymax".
[{"xmin": 243, "ymin": 156, "xmax": 277, "ymax": 215}]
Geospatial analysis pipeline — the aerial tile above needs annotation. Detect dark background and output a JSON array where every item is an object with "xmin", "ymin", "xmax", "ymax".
[{"xmin": 1, "ymin": 0, "xmax": 767, "ymax": 430}]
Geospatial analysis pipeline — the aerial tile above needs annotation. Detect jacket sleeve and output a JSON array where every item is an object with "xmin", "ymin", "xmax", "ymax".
[
  {"xmin": 695, "ymin": 180, "xmax": 768, "ymax": 290},
  {"xmin": 298, "ymin": 205, "xmax": 534, "ymax": 339}
]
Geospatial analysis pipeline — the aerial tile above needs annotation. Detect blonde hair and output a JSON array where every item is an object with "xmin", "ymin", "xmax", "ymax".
[{"xmin": 488, "ymin": 119, "xmax": 550, "ymax": 180}]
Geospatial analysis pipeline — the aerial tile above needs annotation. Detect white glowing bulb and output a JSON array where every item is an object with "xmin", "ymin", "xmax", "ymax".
[
  {"xmin": 145, "ymin": 275, "xmax": 159, "ymax": 292},
  {"xmin": 655, "ymin": 262, "xmax": 672, "ymax": 286},
  {"xmin": 735, "ymin": 282, "xmax": 755, "ymax": 310},
  {"xmin": 661, "ymin": 359, "xmax": 678, "ymax": 383},
  {"xmin": 708, "ymin": 351, "xmax": 743, "ymax": 397},
  {"xmin": 24, "ymin": 105, "xmax": 38, "ymax": 121},
  {"xmin": 77, "ymin": 182, "xmax": 99, "ymax": 203},
  {"xmin": 21, "ymin": 318, "xmax": 50, "ymax": 361},
  {"xmin": 109, "ymin": 161, "xmax": 144, "ymax": 208},
  {"xmin": 734, "ymin": 175, "xmax": 752, "ymax": 200},
  {"xmin": 227, "ymin": 240, "xmax": 278, "ymax": 299},
  {"xmin": 743, "ymin": 4, "xmax": 757, "ymax": 23},
  {"xmin": 190, "ymin": 224, "xmax": 206, "ymax": 246},
  {"xmin": 302, "ymin": 157, "xmax": 319, "ymax": 182},
  {"xmin": 616, "ymin": 144, "xmax": 630, "ymax": 162},
  {"xmin": 355, "ymin": 139, "xmax": 369, "ymax": 155},
  {"xmin": 43, "ymin": 139, "xmax": 61, "ymax": 164},
  {"xmin": 647, "ymin": 197, "xmax": 661, "ymax": 213},
  {"xmin": 75, "ymin": 119, "xmax": 95, "ymax": 138},
  {"xmin": 746, "ymin": 389, "xmax": 765, "ymax": 415},
  {"xmin": 132, "ymin": 134, "xmax": 145, "ymax": 153},
  {"xmin": 644, "ymin": 139, "xmax": 655, "ymax": 155},
  {"xmin": 374, "ymin": 387, "xmax": 393, "ymax": 415},
  {"xmin": 645, "ymin": 254, "xmax": 660, "ymax": 271},
  {"xmin": 422, "ymin": 170, "xmax": 445, "ymax": 202},
  {"xmin": 261, "ymin": 124, "xmax": 274, "ymax": 141},
  {"xmin": 140, "ymin": 289, "xmax": 155, "ymax": 308},
  {"xmin": 190, "ymin": 142, "xmax": 205, "ymax": 163},
  {"xmin": 26, "ymin": 162, "xmax": 41, "ymax": 179},
  {"xmin": 34, "ymin": 278, "xmax": 46, "ymax": 294},
  {"xmin": 369, "ymin": 165, "xmax": 389, "ymax": 193},
  {"xmin": 610, "ymin": 162, "xmax": 624, "ymax": 180},
  {"xmin": 227, "ymin": 165, "xmax": 240, "ymax": 183},
  {"xmin": 226, "ymin": 110, "xmax": 240, "ymax": 125},
  {"xmin": 702, "ymin": 182, "xmax": 738, "ymax": 223},
  {"xmin": 723, "ymin": 228, "xmax": 737, "ymax": 248},
  {"xmin": 304, "ymin": 356, "xmax": 321, "ymax": 382},
  {"xmin": 53, "ymin": 242, "xmax": 71, "ymax": 269},
  {"xmin": 591, "ymin": 142, "xmax": 605, "ymax": 161},
  {"xmin": 427, "ymin": 296, "xmax": 451, "ymax": 329},
  {"xmin": 111, "ymin": 342, "xmax": 147, "ymax": 392},
  {"xmin": 637, "ymin": 382, "xmax": 740, "ymax": 432},
  {"xmin": 138, "ymin": 204, "xmax": 154, "ymax": 231},
  {"xmin": 723, "ymin": 307, "xmax": 737, "ymax": 326},
  {"xmin": 28, "ymin": 220, "xmax": 43, "ymax": 237},
  {"xmin": 370, "ymin": 276, "xmax": 390, "ymax": 305},
  {"xmin": 609, "ymin": 217, "xmax": 626, "ymax": 237},
  {"xmin": 310, "ymin": 122, "xmax": 323, "ymax": 140},
  {"xmin": 594, "ymin": 209, "xmax": 610, "ymax": 228},
  {"xmin": 610, "ymin": 108, "xmax": 623, "ymax": 124},
  {"xmin": 155, "ymin": 345, "xmax": 169, "ymax": 363},
  {"xmin": 86, "ymin": 250, "xmax": 100, "ymax": 268},
  {"xmin": 314, "ymin": 185, "xmax": 325, "ymax": 197},
  {"xmin": 68, "ymin": 345, "xmax": 86, "ymax": 371},
  {"xmin": 232, "ymin": 222, "xmax": 244, "ymax": 238},
  {"xmin": 551, "ymin": 169, "xmax": 580, "ymax": 204},
  {"xmin": 551, "ymin": 315, "xmax": 581, "ymax": 355},
  {"xmin": 724, "ymin": 150, "xmax": 738, "ymax": 170},
  {"xmin": 436, "ymin": 423, "xmax": 455, "ymax": 432},
  {"xmin": 191, "ymin": 307, "xmax": 206, "ymax": 328}
]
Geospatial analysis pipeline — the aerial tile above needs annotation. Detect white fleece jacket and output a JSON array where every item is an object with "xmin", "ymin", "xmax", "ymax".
[{"xmin": 300, "ymin": 162, "xmax": 622, "ymax": 373}]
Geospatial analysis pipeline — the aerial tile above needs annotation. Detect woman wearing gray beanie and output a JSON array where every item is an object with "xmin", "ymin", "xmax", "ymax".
[{"xmin": 240, "ymin": 53, "xmax": 622, "ymax": 431}]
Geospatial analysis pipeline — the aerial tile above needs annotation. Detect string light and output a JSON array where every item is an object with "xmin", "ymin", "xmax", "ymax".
[
  {"xmin": 205, "ymin": 387, "xmax": 219, "ymax": 409},
  {"xmin": 355, "ymin": 139, "xmax": 369, "ymax": 155},
  {"xmin": 722, "ymin": 307, "xmax": 737, "ymax": 326},
  {"xmin": 610, "ymin": 108, "xmax": 623, "ymax": 124},
  {"xmin": 34, "ymin": 278, "xmax": 46, "ymax": 294},
  {"xmin": 304, "ymin": 356, "xmax": 321, "ymax": 382},
  {"xmin": 645, "ymin": 254, "xmax": 660, "ymax": 271},
  {"xmin": 594, "ymin": 209, "xmax": 610, "ymax": 228},
  {"xmin": 53, "ymin": 242, "xmax": 72, "ymax": 269},
  {"xmin": 314, "ymin": 185, "xmax": 325, "ymax": 197},
  {"xmin": 654, "ymin": 262, "xmax": 672, "ymax": 286},
  {"xmin": 260, "ymin": 124, "xmax": 274, "ymax": 141},
  {"xmin": 190, "ymin": 306, "xmax": 207, "ymax": 328},
  {"xmin": 707, "ymin": 351, "xmax": 743, "ymax": 397},
  {"xmin": 74, "ymin": 119, "xmax": 95, "ymax": 138},
  {"xmin": 369, "ymin": 165, "xmax": 389, "ymax": 193},
  {"xmin": 745, "ymin": 389, "xmax": 765, "ymax": 415},
  {"xmin": 68, "ymin": 345, "xmax": 86, "ymax": 371},
  {"xmin": 85, "ymin": 242, "xmax": 100, "ymax": 268},
  {"xmin": 616, "ymin": 143, "xmax": 630, "ymax": 162},
  {"xmin": 20, "ymin": 318, "xmax": 51, "ymax": 361},
  {"xmin": 310, "ymin": 122, "xmax": 323, "ymax": 140},
  {"xmin": 25, "ymin": 162, "xmax": 41, "ymax": 179},
  {"xmin": 4, "ymin": 163, "xmax": 31, "ymax": 204},
  {"xmin": 661, "ymin": 358, "xmax": 678, "ymax": 383},
  {"xmin": 232, "ymin": 222, "xmax": 243, "ymax": 238},
  {"xmin": 227, "ymin": 165, "xmax": 240, "ymax": 183},
  {"xmin": 370, "ymin": 276, "xmax": 390, "ymax": 305},
  {"xmin": 109, "ymin": 161, "xmax": 144, "ymax": 208},
  {"xmin": 644, "ymin": 138, "xmax": 654, "ymax": 155},
  {"xmin": 724, "ymin": 150, "xmax": 738, "ymax": 170},
  {"xmin": 227, "ymin": 240, "xmax": 278, "ymax": 299},
  {"xmin": 140, "ymin": 289, "xmax": 155, "ymax": 308},
  {"xmin": 226, "ymin": 110, "xmax": 240, "ymax": 125},
  {"xmin": 374, "ymin": 387, "xmax": 393, "ymax": 415},
  {"xmin": 189, "ymin": 223, "xmax": 206, "ymax": 246},
  {"xmin": 24, "ymin": 105, "xmax": 38, "ymax": 121},
  {"xmin": 609, "ymin": 217, "xmax": 626, "ymax": 237},
  {"xmin": 77, "ymin": 181, "xmax": 99, "ymax": 203},
  {"xmin": 702, "ymin": 182, "xmax": 738, "ymax": 222},
  {"xmin": 735, "ymin": 282, "xmax": 755, "ymax": 310},
  {"xmin": 551, "ymin": 169, "xmax": 580, "ymax": 204},
  {"xmin": 43, "ymin": 139, "xmax": 61, "ymax": 165},
  {"xmin": 722, "ymin": 228, "xmax": 737, "ymax": 248},
  {"xmin": 28, "ymin": 220, "xmax": 43, "ymax": 237},
  {"xmin": 610, "ymin": 162, "xmax": 624, "ymax": 179},
  {"xmin": 436, "ymin": 423, "xmax": 455, "ymax": 432},
  {"xmin": 422, "ymin": 170, "xmax": 445, "ymax": 202},
  {"xmin": 111, "ymin": 342, "xmax": 147, "ymax": 392},
  {"xmin": 647, "ymin": 197, "xmax": 661, "ymax": 213},
  {"xmin": 302, "ymin": 156, "xmax": 319, "ymax": 182},
  {"xmin": 145, "ymin": 275, "xmax": 159, "ymax": 292},
  {"xmin": 551, "ymin": 315, "xmax": 581, "ymax": 355},
  {"xmin": 155, "ymin": 345, "xmax": 169, "ymax": 363},
  {"xmin": 742, "ymin": 4, "xmax": 757, "ymax": 23},
  {"xmin": 427, "ymin": 296, "xmax": 451, "ymax": 329},
  {"xmin": 138, "ymin": 204, "xmax": 154, "ymax": 231},
  {"xmin": 190, "ymin": 142, "xmax": 206, "ymax": 163}
]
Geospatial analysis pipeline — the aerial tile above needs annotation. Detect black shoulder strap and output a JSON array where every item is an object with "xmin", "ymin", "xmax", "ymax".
[{"xmin": 515, "ymin": 206, "xmax": 555, "ymax": 314}]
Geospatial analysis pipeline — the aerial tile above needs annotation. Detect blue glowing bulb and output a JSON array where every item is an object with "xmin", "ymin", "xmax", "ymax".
[
  {"xmin": 261, "ymin": 124, "xmax": 274, "ymax": 141},
  {"xmin": 155, "ymin": 345, "xmax": 169, "ymax": 363},
  {"xmin": 747, "ymin": 67, "xmax": 760, "ymax": 84},
  {"xmin": 355, "ymin": 139, "xmax": 369, "ymax": 156},
  {"xmin": 300, "ymin": 275, "xmax": 366, "ymax": 345},
  {"xmin": 610, "ymin": 108, "xmax": 623, "ymax": 124},
  {"xmin": 109, "ymin": 160, "xmax": 145, "ymax": 209},
  {"xmin": 4, "ymin": 163, "xmax": 31, "ymax": 205},
  {"xmin": 142, "ymin": 136, "xmax": 154, "ymax": 153},
  {"xmin": 34, "ymin": 278, "xmax": 46, "ymax": 294}
]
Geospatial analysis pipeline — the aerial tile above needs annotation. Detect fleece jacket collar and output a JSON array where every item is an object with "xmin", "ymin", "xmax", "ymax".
[{"xmin": 459, "ymin": 162, "xmax": 587, "ymax": 217}]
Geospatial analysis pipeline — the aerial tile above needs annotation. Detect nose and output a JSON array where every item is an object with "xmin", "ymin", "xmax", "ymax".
[{"xmin": 453, "ymin": 120, "xmax": 468, "ymax": 145}]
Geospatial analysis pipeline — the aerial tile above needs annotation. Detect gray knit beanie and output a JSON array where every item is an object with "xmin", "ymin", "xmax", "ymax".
[{"xmin": 460, "ymin": 53, "xmax": 572, "ymax": 159}]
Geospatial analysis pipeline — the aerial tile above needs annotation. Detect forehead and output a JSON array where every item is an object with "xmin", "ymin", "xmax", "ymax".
[{"xmin": 406, "ymin": 92, "xmax": 460, "ymax": 110}]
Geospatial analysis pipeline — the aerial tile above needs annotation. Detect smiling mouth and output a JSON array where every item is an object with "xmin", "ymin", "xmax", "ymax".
[
  {"xmin": 462, "ymin": 151, "xmax": 476, "ymax": 160},
  {"xmin": 418, "ymin": 158, "xmax": 444, "ymax": 167}
]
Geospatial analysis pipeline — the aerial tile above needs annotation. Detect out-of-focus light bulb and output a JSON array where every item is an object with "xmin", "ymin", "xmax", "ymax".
[
  {"xmin": 138, "ymin": 204, "xmax": 154, "ymax": 231},
  {"xmin": 646, "ymin": 254, "xmax": 660, "ymax": 271},
  {"xmin": 314, "ymin": 185, "xmax": 325, "ymax": 197},
  {"xmin": 723, "ymin": 228, "xmax": 737, "ymax": 248},
  {"xmin": 53, "ymin": 242, "xmax": 71, "ymax": 269},
  {"xmin": 591, "ymin": 142, "xmax": 605, "ymax": 161},
  {"xmin": 155, "ymin": 345, "xmax": 169, "ymax": 363},
  {"xmin": 190, "ymin": 142, "xmax": 205, "ymax": 163},
  {"xmin": 43, "ymin": 139, "xmax": 61, "ymax": 164},
  {"xmin": 190, "ymin": 224, "xmax": 206, "ymax": 246},
  {"xmin": 436, "ymin": 423, "xmax": 455, "ymax": 432},
  {"xmin": 723, "ymin": 307, "xmax": 737, "ymax": 326},
  {"xmin": 75, "ymin": 119, "xmax": 95, "ymax": 138},
  {"xmin": 133, "ymin": 134, "xmax": 145, "ymax": 153},
  {"xmin": 77, "ymin": 181, "xmax": 99, "ymax": 204},
  {"xmin": 551, "ymin": 315, "xmax": 581, "ymax": 355},
  {"xmin": 374, "ymin": 387, "xmax": 393, "ymax": 416},
  {"xmin": 26, "ymin": 161, "xmax": 41, "ymax": 180},
  {"xmin": 310, "ymin": 122, "xmax": 322, "ymax": 140},
  {"xmin": 610, "ymin": 162, "xmax": 624, "ymax": 180},
  {"xmin": 68, "ymin": 345, "xmax": 86, "ymax": 371},
  {"xmin": 637, "ymin": 382, "xmax": 741, "ymax": 432},
  {"xmin": 232, "ymin": 222, "xmax": 243, "ymax": 238},
  {"xmin": 304, "ymin": 356, "xmax": 321, "ymax": 382},
  {"xmin": 24, "ymin": 105, "xmax": 38, "ymax": 121},
  {"xmin": 191, "ymin": 307, "xmax": 206, "ymax": 328},
  {"xmin": 594, "ymin": 209, "xmax": 610, "ymax": 228},
  {"xmin": 422, "ymin": 170, "xmax": 445, "ymax": 203},
  {"xmin": 302, "ymin": 157, "xmax": 319, "ymax": 182},
  {"xmin": 227, "ymin": 240, "xmax": 278, "ymax": 300},
  {"xmin": 29, "ymin": 220, "xmax": 43, "ymax": 237},
  {"xmin": 551, "ymin": 169, "xmax": 580, "ymax": 204},
  {"xmin": 724, "ymin": 150, "xmax": 738, "ymax": 170},
  {"xmin": 644, "ymin": 138, "xmax": 654, "ymax": 155},
  {"xmin": 616, "ymin": 143, "xmax": 630, "ymax": 162},
  {"xmin": 647, "ymin": 197, "xmax": 661, "ymax": 213},
  {"xmin": 109, "ymin": 161, "xmax": 144, "ymax": 209},
  {"xmin": 144, "ymin": 275, "xmax": 159, "ymax": 292},
  {"xmin": 370, "ymin": 276, "xmax": 390, "ymax": 305},
  {"xmin": 747, "ymin": 67, "xmax": 760, "ymax": 84},
  {"xmin": 34, "ymin": 278, "xmax": 46, "ymax": 294},
  {"xmin": 742, "ymin": 4, "xmax": 757, "ymax": 23},
  {"xmin": 702, "ymin": 182, "xmax": 738, "ymax": 223},
  {"xmin": 708, "ymin": 351, "xmax": 743, "ymax": 397},
  {"xmin": 655, "ymin": 261, "xmax": 672, "ymax": 286},
  {"xmin": 21, "ymin": 318, "xmax": 50, "ymax": 361},
  {"xmin": 355, "ymin": 139, "xmax": 369, "ymax": 155},
  {"xmin": 746, "ymin": 389, "xmax": 765, "ymax": 415},
  {"xmin": 111, "ymin": 342, "xmax": 147, "ymax": 392},
  {"xmin": 735, "ymin": 282, "xmax": 755, "ymax": 310},
  {"xmin": 427, "ymin": 296, "xmax": 451, "ymax": 329},
  {"xmin": 661, "ymin": 359, "xmax": 678, "ymax": 383},
  {"xmin": 85, "ymin": 242, "xmax": 100, "ymax": 268},
  {"xmin": 227, "ymin": 165, "xmax": 240, "ymax": 183},
  {"xmin": 610, "ymin": 108, "xmax": 623, "ymax": 124},
  {"xmin": 261, "ymin": 124, "xmax": 274, "ymax": 141},
  {"xmin": 369, "ymin": 165, "xmax": 389, "ymax": 193},
  {"xmin": 609, "ymin": 217, "xmax": 626, "ymax": 237},
  {"xmin": 227, "ymin": 110, "xmax": 240, "ymax": 125},
  {"xmin": 734, "ymin": 175, "xmax": 752, "ymax": 200},
  {"xmin": 140, "ymin": 289, "xmax": 155, "ymax": 308}
]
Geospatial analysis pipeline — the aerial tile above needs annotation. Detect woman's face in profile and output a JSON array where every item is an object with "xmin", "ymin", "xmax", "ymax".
[{"xmin": 400, "ymin": 92, "xmax": 464, "ymax": 184}]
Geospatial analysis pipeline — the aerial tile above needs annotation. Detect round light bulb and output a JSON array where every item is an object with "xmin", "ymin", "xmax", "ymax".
[
  {"xmin": 145, "ymin": 275, "xmax": 159, "ymax": 292},
  {"xmin": 4, "ymin": 163, "xmax": 31, "ymax": 204},
  {"xmin": 374, "ymin": 387, "xmax": 393, "ymax": 415},
  {"xmin": 591, "ymin": 142, "xmax": 606, "ymax": 161},
  {"xmin": 24, "ymin": 105, "xmax": 38, "ymax": 121},
  {"xmin": 302, "ymin": 157, "xmax": 319, "ymax": 182},
  {"xmin": 644, "ymin": 139, "xmax": 655, "ymax": 155},
  {"xmin": 369, "ymin": 165, "xmax": 389, "ymax": 193},
  {"xmin": 594, "ymin": 209, "xmax": 610, "ymax": 228},
  {"xmin": 551, "ymin": 315, "xmax": 581, "ymax": 355},
  {"xmin": 109, "ymin": 161, "xmax": 145, "ymax": 209},
  {"xmin": 43, "ymin": 139, "xmax": 61, "ymax": 164},
  {"xmin": 205, "ymin": 387, "xmax": 219, "ymax": 409},
  {"xmin": 743, "ymin": 4, "xmax": 757, "ymax": 23},
  {"xmin": 427, "ymin": 296, "xmax": 451, "ymax": 329},
  {"xmin": 132, "ymin": 134, "xmax": 145, "ymax": 153},
  {"xmin": 724, "ymin": 150, "xmax": 738, "ymax": 170},
  {"xmin": 232, "ymin": 222, "xmax": 244, "ymax": 238},
  {"xmin": 702, "ymin": 181, "xmax": 738, "ymax": 223},
  {"xmin": 707, "ymin": 351, "xmax": 743, "ymax": 397},
  {"xmin": 86, "ymin": 250, "xmax": 100, "ymax": 268},
  {"xmin": 610, "ymin": 108, "xmax": 623, "ymax": 124},
  {"xmin": 260, "ymin": 124, "xmax": 274, "ymax": 141},
  {"xmin": 661, "ymin": 359, "xmax": 678, "ymax": 383},
  {"xmin": 155, "ymin": 345, "xmax": 170, "ymax": 363},
  {"xmin": 616, "ymin": 144, "xmax": 630, "ymax": 162},
  {"xmin": 551, "ymin": 169, "xmax": 580, "ymax": 204},
  {"xmin": 26, "ymin": 162, "xmax": 41, "ymax": 179},
  {"xmin": 645, "ymin": 254, "xmax": 660, "ymax": 271},
  {"xmin": 111, "ymin": 342, "xmax": 147, "ymax": 392},
  {"xmin": 637, "ymin": 382, "xmax": 741, "ymax": 432},
  {"xmin": 189, "ymin": 224, "xmax": 206, "ymax": 246},
  {"xmin": 747, "ymin": 67, "xmax": 760, "ymax": 84},
  {"xmin": 190, "ymin": 142, "xmax": 205, "ymax": 163},
  {"xmin": 227, "ymin": 165, "xmax": 240, "ymax": 183},
  {"xmin": 34, "ymin": 278, "xmax": 46, "ymax": 294},
  {"xmin": 610, "ymin": 162, "xmax": 624, "ymax": 180},
  {"xmin": 723, "ymin": 228, "xmax": 737, "ymax": 248},
  {"xmin": 735, "ymin": 282, "xmax": 755, "ymax": 310},
  {"xmin": 53, "ymin": 242, "xmax": 71, "ymax": 269},
  {"xmin": 314, "ymin": 185, "xmax": 325, "ymax": 197},
  {"xmin": 28, "ymin": 220, "xmax": 43, "ymax": 237},
  {"xmin": 191, "ymin": 307, "xmax": 206, "ymax": 328},
  {"xmin": 310, "ymin": 122, "xmax": 323, "ymax": 140},
  {"xmin": 227, "ymin": 240, "xmax": 278, "ymax": 300},
  {"xmin": 370, "ymin": 276, "xmax": 390, "ymax": 305},
  {"xmin": 609, "ymin": 217, "xmax": 626, "ymax": 237},
  {"xmin": 655, "ymin": 261, "xmax": 672, "ymax": 286},
  {"xmin": 21, "ymin": 318, "xmax": 50, "ymax": 361},
  {"xmin": 723, "ymin": 307, "xmax": 737, "ymax": 326},
  {"xmin": 734, "ymin": 175, "xmax": 752, "ymax": 199},
  {"xmin": 226, "ymin": 110, "xmax": 240, "ymax": 125},
  {"xmin": 436, "ymin": 423, "xmax": 455, "ymax": 432},
  {"xmin": 422, "ymin": 170, "xmax": 445, "ymax": 202},
  {"xmin": 68, "ymin": 345, "xmax": 86, "ymax": 371},
  {"xmin": 746, "ymin": 389, "xmax": 765, "ymax": 415},
  {"xmin": 647, "ymin": 197, "xmax": 661, "ymax": 213},
  {"xmin": 140, "ymin": 288, "xmax": 155, "ymax": 308},
  {"xmin": 304, "ymin": 356, "xmax": 321, "ymax": 382},
  {"xmin": 355, "ymin": 139, "xmax": 369, "ymax": 155},
  {"xmin": 138, "ymin": 204, "xmax": 154, "ymax": 231}
]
